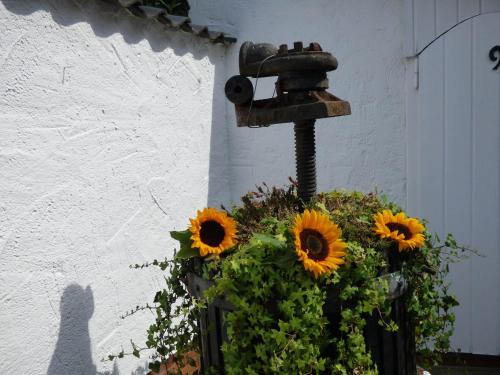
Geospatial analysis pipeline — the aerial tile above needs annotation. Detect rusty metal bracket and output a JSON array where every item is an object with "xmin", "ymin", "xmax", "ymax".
[{"xmin": 232, "ymin": 90, "xmax": 350, "ymax": 127}]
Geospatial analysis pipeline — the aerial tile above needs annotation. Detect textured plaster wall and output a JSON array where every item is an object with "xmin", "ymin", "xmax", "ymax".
[
  {"xmin": 0, "ymin": 1, "xmax": 228, "ymax": 374},
  {"xmin": 1, "ymin": 0, "xmax": 406, "ymax": 374},
  {"xmin": 191, "ymin": 0, "xmax": 407, "ymax": 204}
]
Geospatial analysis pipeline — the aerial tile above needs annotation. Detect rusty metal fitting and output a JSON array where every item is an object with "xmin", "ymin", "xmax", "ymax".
[
  {"xmin": 225, "ymin": 75, "xmax": 253, "ymax": 105},
  {"xmin": 225, "ymin": 41, "xmax": 351, "ymax": 202},
  {"xmin": 238, "ymin": 41, "xmax": 338, "ymax": 78}
]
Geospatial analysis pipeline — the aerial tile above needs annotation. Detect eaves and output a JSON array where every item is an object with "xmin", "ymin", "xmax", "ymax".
[{"xmin": 109, "ymin": 0, "xmax": 237, "ymax": 45}]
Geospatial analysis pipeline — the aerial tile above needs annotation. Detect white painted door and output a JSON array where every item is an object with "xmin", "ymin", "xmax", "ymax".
[{"xmin": 407, "ymin": 13, "xmax": 500, "ymax": 354}]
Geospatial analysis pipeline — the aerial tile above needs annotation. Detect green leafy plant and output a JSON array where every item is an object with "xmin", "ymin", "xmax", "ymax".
[{"xmin": 111, "ymin": 186, "xmax": 473, "ymax": 374}]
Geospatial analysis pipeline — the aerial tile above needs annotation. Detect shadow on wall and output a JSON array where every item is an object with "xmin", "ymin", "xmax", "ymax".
[
  {"xmin": 207, "ymin": 48, "xmax": 232, "ymax": 207},
  {"xmin": 48, "ymin": 284, "xmax": 148, "ymax": 375},
  {"xmin": 47, "ymin": 284, "xmax": 97, "ymax": 375},
  {"xmin": 1, "ymin": 0, "xmax": 233, "ymax": 206},
  {"xmin": 0, "ymin": 0, "xmax": 204, "ymax": 55}
]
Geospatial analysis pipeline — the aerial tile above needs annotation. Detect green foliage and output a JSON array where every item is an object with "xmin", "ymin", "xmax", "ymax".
[
  {"xmin": 171, "ymin": 230, "xmax": 198, "ymax": 259},
  {"xmin": 232, "ymin": 182, "xmax": 301, "ymax": 242},
  {"xmin": 215, "ymin": 239, "xmax": 327, "ymax": 374},
  {"xmin": 114, "ymin": 186, "xmax": 472, "ymax": 374},
  {"xmin": 108, "ymin": 256, "xmax": 199, "ymax": 373},
  {"xmin": 402, "ymin": 232, "xmax": 472, "ymax": 368},
  {"xmin": 142, "ymin": 0, "xmax": 190, "ymax": 16}
]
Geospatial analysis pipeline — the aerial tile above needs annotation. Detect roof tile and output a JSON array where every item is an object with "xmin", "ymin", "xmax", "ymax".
[{"xmin": 110, "ymin": 0, "xmax": 236, "ymax": 45}]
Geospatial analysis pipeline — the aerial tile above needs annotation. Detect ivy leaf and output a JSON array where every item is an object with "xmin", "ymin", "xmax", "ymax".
[
  {"xmin": 442, "ymin": 295, "xmax": 459, "ymax": 308},
  {"xmin": 171, "ymin": 230, "xmax": 198, "ymax": 259},
  {"xmin": 272, "ymin": 251, "xmax": 297, "ymax": 269},
  {"xmin": 444, "ymin": 233, "xmax": 457, "ymax": 248},
  {"xmin": 148, "ymin": 361, "xmax": 161, "ymax": 373},
  {"xmin": 356, "ymin": 215, "xmax": 371, "ymax": 224},
  {"xmin": 251, "ymin": 233, "xmax": 285, "ymax": 249},
  {"xmin": 175, "ymin": 243, "xmax": 198, "ymax": 259},
  {"xmin": 315, "ymin": 202, "xmax": 329, "ymax": 215},
  {"xmin": 130, "ymin": 340, "xmax": 140, "ymax": 358},
  {"xmin": 170, "ymin": 229, "xmax": 191, "ymax": 243}
]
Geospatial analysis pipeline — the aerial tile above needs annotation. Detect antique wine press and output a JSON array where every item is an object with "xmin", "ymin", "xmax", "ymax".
[
  {"xmin": 189, "ymin": 44, "xmax": 415, "ymax": 375},
  {"xmin": 225, "ymin": 41, "xmax": 351, "ymax": 202}
]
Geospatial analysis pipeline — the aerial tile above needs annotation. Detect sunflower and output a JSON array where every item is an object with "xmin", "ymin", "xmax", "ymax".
[
  {"xmin": 292, "ymin": 210, "xmax": 347, "ymax": 278},
  {"xmin": 373, "ymin": 210, "xmax": 425, "ymax": 251},
  {"xmin": 189, "ymin": 208, "xmax": 238, "ymax": 257}
]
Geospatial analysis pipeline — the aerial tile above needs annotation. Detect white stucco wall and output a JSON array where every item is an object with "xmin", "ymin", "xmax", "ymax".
[
  {"xmin": 0, "ymin": 1, "xmax": 228, "ymax": 374},
  {"xmin": 1, "ymin": 0, "xmax": 407, "ymax": 374},
  {"xmin": 191, "ymin": 0, "xmax": 407, "ymax": 205}
]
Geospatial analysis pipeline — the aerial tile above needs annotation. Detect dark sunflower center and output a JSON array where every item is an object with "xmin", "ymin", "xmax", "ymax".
[
  {"xmin": 386, "ymin": 223, "xmax": 412, "ymax": 240},
  {"xmin": 300, "ymin": 229, "xmax": 329, "ymax": 261},
  {"xmin": 200, "ymin": 220, "xmax": 225, "ymax": 247}
]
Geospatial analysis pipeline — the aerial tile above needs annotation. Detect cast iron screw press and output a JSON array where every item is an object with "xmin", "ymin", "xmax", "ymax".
[{"xmin": 225, "ymin": 41, "xmax": 351, "ymax": 203}]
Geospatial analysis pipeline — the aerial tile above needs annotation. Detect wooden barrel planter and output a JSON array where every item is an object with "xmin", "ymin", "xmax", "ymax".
[{"xmin": 186, "ymin": 252, "xmax": 416, "ymax": 375}]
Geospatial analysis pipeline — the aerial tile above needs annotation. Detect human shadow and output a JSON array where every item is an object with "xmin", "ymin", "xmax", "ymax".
[
  {"xmin": 47, "ymin": 284, "xmax": 97, "ymax": 375},
  {"xmin": 48, "ymin": 284, "xmax": 148, "ymax": 375}
]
